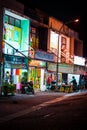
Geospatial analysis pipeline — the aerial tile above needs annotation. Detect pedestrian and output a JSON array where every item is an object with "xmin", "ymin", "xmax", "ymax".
[
  {"xmin": 47, "ymin": 75, "xmax": 52, "ymax": 89},
  {"xmin": 80, "ymin": 75, "xmax": 85, "ymax": 91},
  {"xmin": 70, "ymin": 76, "xmax": 77, "ymax": 91}
]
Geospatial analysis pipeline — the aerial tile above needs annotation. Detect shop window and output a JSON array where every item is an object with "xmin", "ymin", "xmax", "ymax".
[
  {"xmin": 30, "ymin": 27, "xmax": 39, "ymax": 49},
  {"xmin": 9, "ymin": 16, "xmax": 15, "ymax": 26},
  {"xmin": 4, "ymin": 15, "xmax": 21, "ymax": 28}
]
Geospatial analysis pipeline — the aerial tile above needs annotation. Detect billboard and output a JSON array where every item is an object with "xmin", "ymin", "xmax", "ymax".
[
  {"xmin": 74, "ymin": 56, "xmax": 85, "ymax": 66},
  {"xmin": 50, "ymin": 31, "xmax": 73, "ymax": 64},
  {"xmin": 60, "ymin": 35, "xmax": 70, "ymax": 64},
  {"xmin": 3, "ymin": 19, "xmax": 30, "ymax": 57},
  {"xmin": 50, "ymin": 31, "xmax": 58, "ymax": 56},
  {"xmin": 4, "ymin": 23, "xmax": 21, "ymax": 48}
]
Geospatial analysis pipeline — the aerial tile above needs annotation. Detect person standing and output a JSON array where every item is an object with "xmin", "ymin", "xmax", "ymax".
[
  {"xmin": 80, "ymin": 75, "xmax": 85, "ymax": 91},
  {"xmin": 70, "ymin": 76, "xmax": 77, "ymax": 91},
  {"xmin": 47, "ymin": 75, "xmax": 52, "ymax": 89}
]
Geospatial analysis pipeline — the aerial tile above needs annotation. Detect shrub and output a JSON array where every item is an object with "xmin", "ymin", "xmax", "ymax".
[{"xmin": 2, "ymin": 82, "xmax": 16, "ymax": 96}]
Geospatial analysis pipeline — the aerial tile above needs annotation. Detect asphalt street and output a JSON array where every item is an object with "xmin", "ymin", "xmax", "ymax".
[{"xmin": 0, "ymin": 90, "xmax": 87, "ymax": 125}]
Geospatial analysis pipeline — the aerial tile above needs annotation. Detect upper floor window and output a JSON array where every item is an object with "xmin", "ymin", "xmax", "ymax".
[
  {"xmin": 15, "ymin": 19, "xmax": 21, "ymax": 27},
  {"xmin": 30, "ymin": 27, "xmax": 39, "ymax": 49},
  {"xmin": 9, "ymin": 16, "xmax": 14, "ymax": 26},
  {"xmin": 4, "ymin": 14, "xmax": 21, "ymax": 28},
  {"xmin": 4, "ymin": 15, "xmax": 9, "ymax": 23}
]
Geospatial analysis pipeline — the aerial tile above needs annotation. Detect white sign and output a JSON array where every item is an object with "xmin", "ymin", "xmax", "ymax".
[{"xmin": 74, "ymin": 56, "xmax": 85, "ymax": 66}]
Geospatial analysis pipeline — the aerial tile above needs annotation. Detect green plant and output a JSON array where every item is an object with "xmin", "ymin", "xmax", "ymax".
[
  {"xmin": 7, "ymin": 84, "xmax": 16, "ymax": 94},
  {"xmin": 2, "ymin": 82, "xmax": 16, "ymax": 96}
]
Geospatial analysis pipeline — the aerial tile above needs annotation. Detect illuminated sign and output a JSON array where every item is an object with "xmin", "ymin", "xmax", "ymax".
[
  {"xmin": 4, "ymin": 54, "xmax": 28, "ymax": 65},
  {"xmin": 29, "ymin": 60, "xmax": 46, "ymax": 67},
  {"xmin": 50, "ymin": 31, "xmax": 58, "ymax": 56},
  {"xmin": 74, "ymin": 56, "xmax": 85, "ymax": 66},
  {"xmin": 3, "ymin": 19, "xmax": 30, "ymax": 57},
  {"xmin": 60, "ymin": 35, "xmax": 71, "ymax": 64},
  {"xmin": 35, "ymin": 50, "xmax": 54, "ymax": 62}
]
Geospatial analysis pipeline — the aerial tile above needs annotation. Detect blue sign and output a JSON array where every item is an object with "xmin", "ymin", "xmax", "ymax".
[
  {"xmin": 4, "ymin": 54, "xmax": 28, "ymax": 65},
  {"xmin": 35, "ymin": 51, "xmax": 54, "ymax": 62}
]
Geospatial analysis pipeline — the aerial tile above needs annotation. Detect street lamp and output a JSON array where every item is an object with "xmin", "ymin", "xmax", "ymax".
[{"xmin": 56, "ymin": 18, "xmax": 79, "ymax": 87}]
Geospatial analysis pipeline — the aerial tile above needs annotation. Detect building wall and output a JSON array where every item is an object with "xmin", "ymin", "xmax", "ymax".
[
  {"xmin": 48, "ymin": 17, "xmax": 83, "ymax": 59},
  {"xmin": 1, "ymin": 0, "xmax": 24, "ymax": 14},
  {"xmin": 0, "ymin": 0, "xmax": 24, "ymax": 94},
  {"xmin": 70, "ymin": 37, "xmax": 74, "ymax": 62},
  {"xmin": 49, "ymin": 17, "xmax": 64, "ymax": 32},
  {"xmin": 74, "ymin": 39, "xmax": 83, "ymax": 57},
  {"xmin": 49, "ymin": 17, "xmax": 79, "ymax": 39},
  {"xmin": 0, "ymin": 6, "xmax": 3, "ymax": 63},
  {"xmin": 0, "ymin": 6, "xmax": 3, "ymax": 91},
  {"xmin": 48, "ymin": 17, "xmax": 75, "ymax": 64}
]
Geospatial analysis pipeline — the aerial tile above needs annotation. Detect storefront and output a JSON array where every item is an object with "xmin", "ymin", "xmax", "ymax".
[
  {"xmin": 4, "ymin": 54, "xmax": 28, "ymax": 88},
  {"xmin": 28, "ymin": 59, "xmax": 46, "ymax": 91},
  {"xmin": 2, "ymin": 8, "xmax": 30, "ymax": 92},
  {"xmin": 31, "ymin": 50, "xmax": 55, "ymax": 91}
]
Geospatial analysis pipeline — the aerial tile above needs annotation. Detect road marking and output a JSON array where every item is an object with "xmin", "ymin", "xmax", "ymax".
[{"xmin": 42, "ymin": 113, "xmax": 54, "ymax": 119}]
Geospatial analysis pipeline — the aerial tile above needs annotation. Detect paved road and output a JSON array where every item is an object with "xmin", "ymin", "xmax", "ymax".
[
  {"xmin": 0, "ymin": 91, "xmax": 66, "ymax": 119},
  {"xmin": 0, "ymin": 90, "xmax": 87, "ymax": 129}
]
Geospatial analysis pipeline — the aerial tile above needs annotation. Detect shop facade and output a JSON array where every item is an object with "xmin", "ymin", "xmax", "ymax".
[
  {"xmin": 0, "ymin": 1, "xmax": 86, "ymax": 95},
  {"xmin": 1, "ymin": 8, "xmax": 30, "ymax": 93},
  {"xmin": 29, "ymin": 50, "xmax": 55, "ymax": 91}
]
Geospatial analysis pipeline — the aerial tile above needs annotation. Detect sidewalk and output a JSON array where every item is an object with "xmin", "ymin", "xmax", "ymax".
[{"xmin": 0, "ymin": 90, "xmax": 87, "ymax": 122}]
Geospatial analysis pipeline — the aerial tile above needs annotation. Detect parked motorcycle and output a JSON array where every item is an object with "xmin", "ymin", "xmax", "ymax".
[{"xmin": 22, "ymin": 81, "xmax": 34, "ymax": 94}]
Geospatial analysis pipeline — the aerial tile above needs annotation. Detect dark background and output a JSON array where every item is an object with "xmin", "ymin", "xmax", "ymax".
[{"xmin": 17, "ymin": 0, "xmax": 87, "ymax": 57}]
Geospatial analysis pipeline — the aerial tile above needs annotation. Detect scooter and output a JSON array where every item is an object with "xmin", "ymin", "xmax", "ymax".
[{"xmin": 24, "ymin": 81, "xmax": 34, "ymax": 94}]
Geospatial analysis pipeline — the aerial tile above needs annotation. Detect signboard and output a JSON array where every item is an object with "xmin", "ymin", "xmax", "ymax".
[
  {"xmin": 74, "ymin": 56, "xmax": 85, "ymax": 66},
  {"xmin": 59, "ymin": 63, "xmax": 73, "ymax": 73},
  {"xmin": 60, "ymin": 35, "xmax": 71, "ymax": 64},
  {"xmin": 50, "ymin": 31, "xmax": 58, "ymax": 55},
  {"xmin": 74, "ymin": 65, "xmax": 85, "ymax": 75},
  {"xmin": 35, "ymin": 50, "xmax": 54, "ymax": 62},
  {"xmin": 48, "ymin": 63, "xmax": 56, "ymax": 72},
  {"xmin": 4, "ymin": 54, "xmax": 28, "ymax": 65},
  {"xmin": 29, "ymin": 60, "xmax": 46, "ymax": 67}
]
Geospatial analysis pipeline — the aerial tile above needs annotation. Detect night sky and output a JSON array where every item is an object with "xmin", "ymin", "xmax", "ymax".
[{"xmin": 17, "ymin": 0, "xmax": 87, "ymax": 57}]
